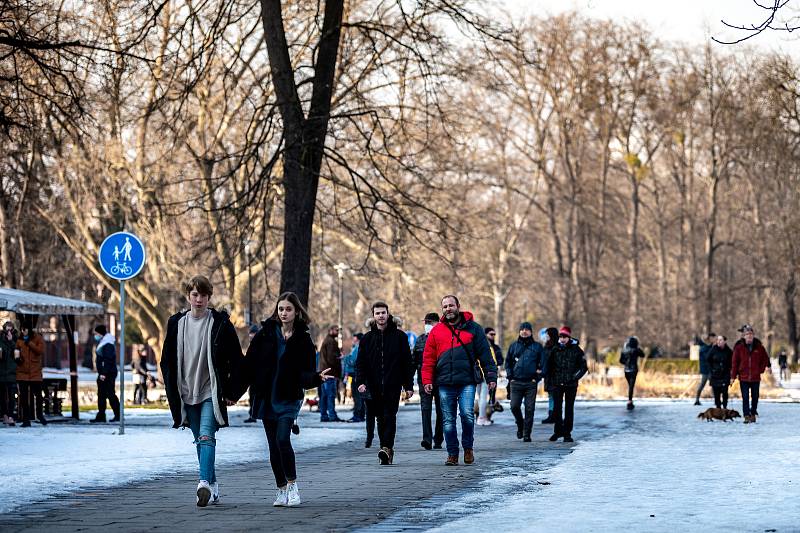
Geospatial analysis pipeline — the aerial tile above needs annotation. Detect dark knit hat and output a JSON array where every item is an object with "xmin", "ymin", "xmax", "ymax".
[
  {"xmin": 519, "ymin": 322, "xmax": 533, "ymax": 331},
  {"xmin": 424, "ymin": 312, "xmax": 440, "ymax": 323}
]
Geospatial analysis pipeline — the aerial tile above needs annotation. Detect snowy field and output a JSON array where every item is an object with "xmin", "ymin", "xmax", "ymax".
[
  {"xmin": 429, "ymin": 400, "xmax": 800, "ymax": 533},
  {"xmin": 1, "ymin": 407, "xmax": 359, "ymax": 514}
]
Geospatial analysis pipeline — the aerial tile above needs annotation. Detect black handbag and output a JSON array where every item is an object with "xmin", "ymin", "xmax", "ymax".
[{"xmin": 446, "ymin": 324, "xmax": 485, "ymax": 383}]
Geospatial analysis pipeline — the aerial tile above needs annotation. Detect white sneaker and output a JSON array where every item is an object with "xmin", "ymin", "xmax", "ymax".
[
  {"xmin": 211, "ymin": 482, "xmax": 220, "ymax": 504},
  {"xmin": 273, "ymin": 486, "xmax": 288, "ymax": 507},
  {"xmin": 477, "ymin": 417, "xmax": 488, "ymax": 426},
  {"xmin": 196, "ymin": 480, "xmax": 212, "ymax": 507},
  {"xmin": 286, "ymin": 482, "xmax": 301, "ymax": 506}
]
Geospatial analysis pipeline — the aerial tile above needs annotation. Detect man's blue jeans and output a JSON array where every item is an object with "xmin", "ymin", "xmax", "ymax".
[
  {"xmin": 186, "ymin": 398, "xmax": 217, "ymax": 483},
  {"xmin": 438, "ymin": 384, "xmax": 476, "ymax": 456},
  {"xmin": 320, "ymin": 378, "xmax": 339, "ymax": 421}
]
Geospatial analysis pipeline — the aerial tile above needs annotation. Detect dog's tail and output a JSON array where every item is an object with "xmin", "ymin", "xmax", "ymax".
[{"xmin": 697, "ymin": 412, "xmax": 704, "ymax": 419}]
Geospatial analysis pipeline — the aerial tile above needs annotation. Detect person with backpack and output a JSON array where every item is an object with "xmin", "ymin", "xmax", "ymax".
[{"xmin": 620, "ymin": 336, "xmax": 644, "ymax": 411}]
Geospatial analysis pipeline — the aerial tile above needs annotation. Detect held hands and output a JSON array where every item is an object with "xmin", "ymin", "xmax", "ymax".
[
  {"xmin": 320, "ymin": 368, "xmax": 335, "ymax": 381},
  {"xmin": 424, "ymin": 384, "xmax": 433, "ymax": 394},
  {"xmin": 224, "ymin": 399, "xmax": 236, "ymax": 406},
  {"xmin": 404, "ymin": 390, "xmax": 414, "ymax": 400},
  {"xmin": 99, "ymin": 375, "xmax": 106, "ymax": 381},
  {"xmin": 358, "ymin": 384, "xmax": 367, "ymax": 393}
]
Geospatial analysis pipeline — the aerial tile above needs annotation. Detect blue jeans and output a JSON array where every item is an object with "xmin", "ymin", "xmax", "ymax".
[
  {"xmin": 320, "ymin": 379, "xmax": 339, "ymax": 420},
  {"xmin": 740, "ymin": 381, "xmax": 760, "ymax": 417},
  {"xmin": 438, "ymin": 384, "xmax": 476, "ymax": 456},
  {"xmin": 186, "ymin": 399, "xmax": 218, "ymax": 483}
]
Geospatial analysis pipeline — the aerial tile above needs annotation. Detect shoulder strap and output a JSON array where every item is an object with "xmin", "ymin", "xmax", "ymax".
[{"xmin": 446, "ymin": 323, "xmax": 478, "ymax": 368}]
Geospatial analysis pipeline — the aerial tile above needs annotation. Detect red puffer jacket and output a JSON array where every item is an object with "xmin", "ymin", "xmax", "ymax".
[
  {"xmin": 730, "ymin": 338, "xmax": 770, "ymax": 382},
  {"xmin": 421, "ymin": 311, "xmax": 497, "ymax": 387}
]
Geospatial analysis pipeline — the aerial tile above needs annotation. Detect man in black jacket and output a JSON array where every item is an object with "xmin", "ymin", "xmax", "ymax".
[
  {"xmin": 505, "ymin": 322, "xmax": 544, "ymax": 441},
  {"xmin": 160, "ymin": 275, "xmax": 243, "ymax": 507},
  {"xmin": 413, "ymin": 312, "xmax": 443, "ymax": 450},
  {"xmin": 544, "ymin": 326, "xmax": 587, "ymax": 443},
  {"xmin": 91, "ymin": 325, "xmax": 120, "ymax": 423},
  {"xmin": 356, "ymin": 301, "xmax": 414, "ymax": 465}
]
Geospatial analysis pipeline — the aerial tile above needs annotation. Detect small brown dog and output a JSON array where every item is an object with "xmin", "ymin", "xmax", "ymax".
[{"xmin": 697, "ymin": 407, "xmax": 741, "ymax": 422}]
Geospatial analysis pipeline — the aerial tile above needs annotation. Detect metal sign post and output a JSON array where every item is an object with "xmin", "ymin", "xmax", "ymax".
[{"xmin": 98, "ymin": 232, "xmax": 146, "ymax": 435}]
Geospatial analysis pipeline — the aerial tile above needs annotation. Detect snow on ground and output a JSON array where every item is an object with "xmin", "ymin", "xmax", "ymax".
[
  {"xmin": 1, "ymin": 407, "xmax": 359, "ymax": 514},
  {"xmin": 429, "ymin": 400, "xmax": 800, "ymax": 533}
]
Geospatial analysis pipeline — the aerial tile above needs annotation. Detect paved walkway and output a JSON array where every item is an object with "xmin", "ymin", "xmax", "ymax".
[{"xmin": 0, "ymin": 403, "xmax": 622, "ymax": 532}]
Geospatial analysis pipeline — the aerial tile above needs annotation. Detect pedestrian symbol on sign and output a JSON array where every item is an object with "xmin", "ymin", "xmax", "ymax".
[{"xmin": 98, "ymin": 232, "xmax": 146, "ymax": 281}]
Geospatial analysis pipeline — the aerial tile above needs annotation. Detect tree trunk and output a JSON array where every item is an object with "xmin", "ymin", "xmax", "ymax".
[
  {"xmin": 785, "ymin": 272, "xmax": 799, "ymax": 364},
  {"xmin": 627, "ymin": 177, "xmax": 641, "ymax": 333},
  {"xmin": 261, "ymin": 0, "xmax": 345, "ymax": 305}
]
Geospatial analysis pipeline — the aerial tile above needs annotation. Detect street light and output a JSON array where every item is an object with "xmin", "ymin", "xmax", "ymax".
[
  {"xmin": 244, "ymin": 240, "xmax": 254, "ymax": 325},
  {"xmin": 333, "ymin": 263, "xmax": 350, "ymax": 349}
]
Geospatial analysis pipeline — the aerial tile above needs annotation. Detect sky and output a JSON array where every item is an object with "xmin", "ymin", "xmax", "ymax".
[{"xmin": 499, "ymin": 0, "xmax": 800, "ymax": 56}]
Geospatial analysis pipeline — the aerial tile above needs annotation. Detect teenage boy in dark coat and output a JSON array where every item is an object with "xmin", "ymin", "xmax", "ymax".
[{"xmin": 356, "ymin": 301, "xmax": 414, "ymax": 465}]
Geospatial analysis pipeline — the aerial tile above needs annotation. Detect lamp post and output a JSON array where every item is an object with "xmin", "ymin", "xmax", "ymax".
[
  {"xmin": 333, "ymin": 263, "xmax": 349, "ymax": 349},
  {"xmin": 245, "ymin": 240, "xmax": 253, "ymax": 325}
]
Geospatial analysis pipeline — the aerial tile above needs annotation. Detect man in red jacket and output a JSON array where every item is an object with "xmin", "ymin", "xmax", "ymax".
[
  {"xmin": 422, "ymin": 295, "xmax": 497, "ymax": 466},
  {"xmin": 730, "ymin": 324, "xmax": 771, "ymax": 423}
]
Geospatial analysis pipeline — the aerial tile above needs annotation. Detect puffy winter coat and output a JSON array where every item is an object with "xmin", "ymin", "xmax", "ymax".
[
  {"xmin": 505, "ymin": 337, "xmax": 544, "ymax": 381},
  {"xmin": 16, "ymin": 333, "xmax": 45, "ymax": 382},
  {"xmin": 708, "ymin": 344, "xmax": 733, "ymax": 387},
  {"xmin": 0, "ymin": 332, "xmax": 18, "ymax": 383},
  {"xmin": 161, "ymin": 308, "xmax": 243, "ymax": 428},
  {"xmin": 620, "ymin": 347, "xmax": 644, "ymax": 373},
  {"xmin": 233, "ymin": 318, "xmax": 321, "ymax": 403},
  {"xmin": 731, "ymin": 338, "xmax": 770, "ymax": 383},
  {"xmin": 95, "ymin": 334, "xmax": 118, "ymax": 378},
  {"xmin": 543, "ymin": 340, "xmax": 587, "ymax": 390},
  {"xmin": 490, "ymin": 342, "xmax": 504, "ymax": 367},
  {"xmin": 421, "ymin": 312, "xmax": 498, "ymax": 387},
  {"xmin": 355, "ymin": 316, "xmax": 414, "ymax": 393}
]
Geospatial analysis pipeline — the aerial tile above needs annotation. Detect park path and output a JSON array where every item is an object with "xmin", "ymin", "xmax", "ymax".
[{"xmin": 0, "ymin": 403, "xmax": 622, "ymax": 532}]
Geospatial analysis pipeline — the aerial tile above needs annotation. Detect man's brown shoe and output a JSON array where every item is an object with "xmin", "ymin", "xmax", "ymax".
[
  {"xmin": 445, "ymin": 455, "xmax": 458, "ymax": 465},
  {"xmin": 463, "ymin": 448, "xmax": 474, "ymax": 464}
]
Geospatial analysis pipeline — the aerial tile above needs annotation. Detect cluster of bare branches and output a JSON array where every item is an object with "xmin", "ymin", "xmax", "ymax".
[{"xmin": 3, "ymin": 3, "xmax": 800, "ymax": 364}]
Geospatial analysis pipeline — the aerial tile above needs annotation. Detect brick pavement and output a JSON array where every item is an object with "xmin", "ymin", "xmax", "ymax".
[{"xmin": 0, "ymin": 403, "xmax": 622, "ymax": 532}]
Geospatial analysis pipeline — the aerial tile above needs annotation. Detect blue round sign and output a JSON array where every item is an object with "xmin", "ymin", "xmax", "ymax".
[{"xmin": 98, "ymin": 232, "xmax": 146, "ymax": 280}]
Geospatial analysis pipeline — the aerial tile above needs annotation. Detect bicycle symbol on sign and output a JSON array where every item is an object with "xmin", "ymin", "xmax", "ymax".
[{"xmin": 110, "ymin": 263, "xmax": 133, "ymax": 276}]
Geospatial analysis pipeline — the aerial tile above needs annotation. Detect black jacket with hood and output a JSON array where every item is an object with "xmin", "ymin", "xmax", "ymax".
[
  {"xmin": 355, "ymin": 316, "xmax": 414, "ymax": 394},
  {"xmin": 161, "ymin": 308, "xmax": 243, "ymax": 428},
  {"xmin": 232, "ymin": 318, "xmax": 322, "ymax": 405},
  {"xmin": 543, "ymin": 340, "xmax": 588, "ymax": 390}
]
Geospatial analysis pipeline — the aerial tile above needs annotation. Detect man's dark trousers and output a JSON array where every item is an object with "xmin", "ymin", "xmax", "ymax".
[
  {"xmin": 510, "ymin": 380, "xmax": 537, "ymax": 438},
  {"xmin": 418, "ymin": 370, "xmax": 443, "ymax": 447},
  {"xmin": 365, "ymin": 385, "xmax": 402, "ymax": 449},
  {"xmin": 552, "ymin": 385, "xmax": 577, "ymax": 437}
]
